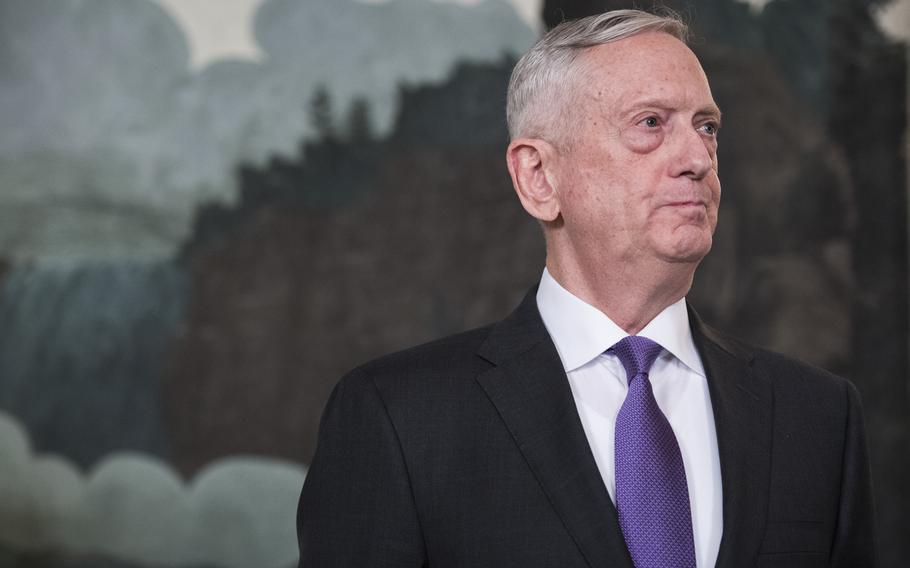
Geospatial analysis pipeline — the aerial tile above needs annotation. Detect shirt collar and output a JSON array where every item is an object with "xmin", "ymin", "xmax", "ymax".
[{"xmin": 536, "ymin": 268, "xmax": 705, "ymax": 377}]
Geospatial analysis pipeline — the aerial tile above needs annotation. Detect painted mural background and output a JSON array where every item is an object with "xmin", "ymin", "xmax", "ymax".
[{"xmin": 0, "ymin": 0, "xmax": 907, "ymax": 566}]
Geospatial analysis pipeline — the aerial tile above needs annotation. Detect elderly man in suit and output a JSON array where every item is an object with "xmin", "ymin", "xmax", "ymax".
[{"xmin": 297, "ymin": 9, "xmax": 876, "ymax": 567}]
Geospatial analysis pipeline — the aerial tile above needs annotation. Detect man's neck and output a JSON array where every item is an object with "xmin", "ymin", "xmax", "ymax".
[{"xmin": 545, "ymin": 255, "xmax": 696, "ymax": 335}]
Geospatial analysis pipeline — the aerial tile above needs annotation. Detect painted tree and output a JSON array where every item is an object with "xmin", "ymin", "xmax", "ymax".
[
  {"xmin": 308, "ymin": 85, "xmax": 336, "ymax": 142},
  {"xmin": 345, "ymin": 97, "xmax": 374, "ymax": 142}
]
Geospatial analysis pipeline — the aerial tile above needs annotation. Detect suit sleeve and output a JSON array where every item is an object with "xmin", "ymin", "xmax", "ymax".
[
  {"xmin": 297, "ymin": 368, "xmax": 427, "ymax": 567},
  {"xmin": 829, "ymin": 380, "xmax": 878, "ymax": 567}
]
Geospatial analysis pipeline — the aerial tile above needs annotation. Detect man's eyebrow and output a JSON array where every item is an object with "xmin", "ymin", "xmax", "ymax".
[
  {"xmin": 620, "ymin": 99, "xmax": 723, "ymax": 122},
  {"xmin": 621, "ymin": 98, "xmax": 675, "ymax": 114},
  {"xmin": 697, "ymin": 105, "xmax": 723, "ymax": 123}
]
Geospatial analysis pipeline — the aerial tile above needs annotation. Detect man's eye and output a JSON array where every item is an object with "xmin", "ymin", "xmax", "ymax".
[
  {"xmin": 700, "ymin": 122, "xmax": 719, "ymax": 136},
  {"xmin": 641, "ymin": 116, "xmax": 660, "ymax": 128}
]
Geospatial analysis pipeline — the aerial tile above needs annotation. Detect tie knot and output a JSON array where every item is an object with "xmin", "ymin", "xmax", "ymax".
[{"xmin": 610, "ymin": 335, "xmax": 663, "ymax": 382}]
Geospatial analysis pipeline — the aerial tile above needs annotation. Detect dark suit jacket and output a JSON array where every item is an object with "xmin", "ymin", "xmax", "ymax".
[{"xmin": 297, "ymin": 288, "xmax": 876, "ymax": 567}]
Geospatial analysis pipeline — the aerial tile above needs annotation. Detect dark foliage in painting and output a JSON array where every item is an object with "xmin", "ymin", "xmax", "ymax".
[{"xmin": 172, "ymin": 61, "xmax": 543, "ymax": 474}]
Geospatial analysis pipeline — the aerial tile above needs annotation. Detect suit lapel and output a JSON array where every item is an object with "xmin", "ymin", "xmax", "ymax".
[
  {"xmin": 474, "ymin": 291, "xmax": 773, "ymax": 567},
  {"xmin": 689, "ymin": 307, "xmax": 773, "ymax": 567},
  {"xmin": 476, "ymin": 289, "xmax": 633, "ymax": 568}
]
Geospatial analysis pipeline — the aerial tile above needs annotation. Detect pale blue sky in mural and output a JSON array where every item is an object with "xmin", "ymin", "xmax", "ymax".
[{"xmin": 154, "ymin": 0, "xmax": 545, "ymax": 67}]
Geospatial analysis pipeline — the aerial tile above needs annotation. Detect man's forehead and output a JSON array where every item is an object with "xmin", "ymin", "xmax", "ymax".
[
  {"xmin": 578, "ymin": 32, "xmax": 705, "ymax": 77},
  {"xmin": 575, "ymin": 33, "xmax": 715, "ymax": 107}
]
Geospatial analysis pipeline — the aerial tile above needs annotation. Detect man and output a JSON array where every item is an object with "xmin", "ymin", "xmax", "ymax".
[{"xmin": 297, "ymin": 10, "xmax": 876, "ymax": 567}]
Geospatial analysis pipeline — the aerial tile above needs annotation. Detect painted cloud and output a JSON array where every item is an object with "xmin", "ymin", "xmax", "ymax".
[{"xmin": 0, "ymin": 410, "xmax": 305, "ymax": 567}]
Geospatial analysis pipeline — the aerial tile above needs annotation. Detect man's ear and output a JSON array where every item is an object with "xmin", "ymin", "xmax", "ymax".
[{"xmin": 506, "ymin": 138, "xmax": 561, "ymax": 222}]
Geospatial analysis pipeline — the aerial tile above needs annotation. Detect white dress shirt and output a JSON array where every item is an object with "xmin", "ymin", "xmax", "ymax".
[{"xmin": 536, "ymin": 268, "xmax": 723, "ymax": 568}]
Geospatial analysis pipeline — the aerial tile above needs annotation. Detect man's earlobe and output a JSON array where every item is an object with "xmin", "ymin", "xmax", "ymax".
[{"xmin": 506, "ymin": 139, "xmax": 561, "ymax": 222}]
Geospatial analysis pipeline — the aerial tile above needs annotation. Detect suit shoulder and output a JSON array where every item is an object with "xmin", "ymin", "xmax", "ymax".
[
  {"xmin": 351, "ymin": 324, "xmax": 496, "ymax": 385},
  {"xmin": 700, "ymin": 322, "xmax": 861, "ymax": 431},
  {"xmin": 752, "ymin": 345, "xmax": 852, "ymax": 393},
  {"xmin": 700, "ymin": 320, "xmax": 855, "ymax": 397}
]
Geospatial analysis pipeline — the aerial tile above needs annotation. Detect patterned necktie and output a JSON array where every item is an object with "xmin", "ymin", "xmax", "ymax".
[{"xmin": 612, "ymin": 335, "xmax": 696, "ymax": 568}]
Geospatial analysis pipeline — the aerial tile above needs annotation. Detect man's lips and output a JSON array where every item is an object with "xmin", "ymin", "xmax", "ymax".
[{"xmin": 659, "ymin": 201, "xmax": 710, "ymax": 220}]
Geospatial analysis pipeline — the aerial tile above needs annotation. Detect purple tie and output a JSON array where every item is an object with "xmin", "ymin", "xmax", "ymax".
[{"xmin": 612, "ymin": 336, "xmax": 696, "ymax": 568}]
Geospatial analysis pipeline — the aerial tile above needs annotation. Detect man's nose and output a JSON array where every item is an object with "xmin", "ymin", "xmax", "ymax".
[{"xmin": 670, "ymin": 126, "xmax": 714, "ymax": 180}]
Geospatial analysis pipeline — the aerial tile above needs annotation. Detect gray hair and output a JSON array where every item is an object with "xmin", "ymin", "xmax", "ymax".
[{"xmin": 506, "ymin": 9, "xmax": 689, "ymax": 141}]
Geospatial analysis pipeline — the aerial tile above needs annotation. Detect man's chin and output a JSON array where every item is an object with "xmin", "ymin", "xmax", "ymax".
[{"xmin": 654, "ymin": 233, "xmax": 713, "ymax": 264}]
